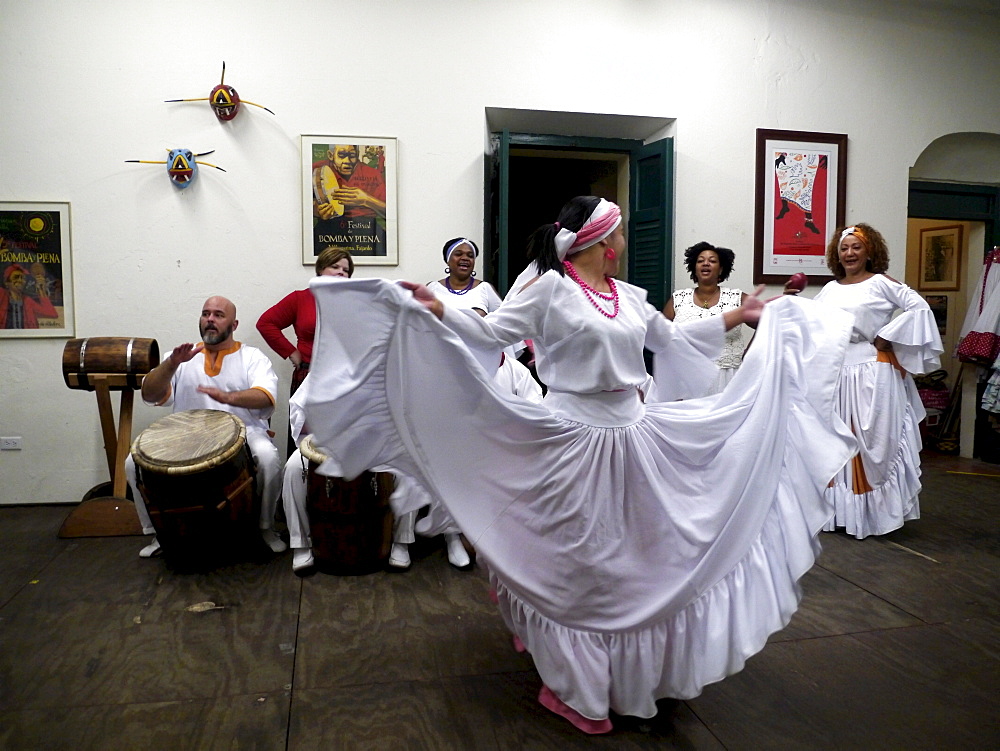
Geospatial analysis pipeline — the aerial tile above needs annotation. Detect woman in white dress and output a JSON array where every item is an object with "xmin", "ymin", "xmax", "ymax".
[
  {"xmin": 426, "ymin": 237, "xmax": 502, "ymax": 315},
  {"xmin": 812, "ymin": 224, "xmax": 943, "ymax": 539},
  {"xmin": 663, "ymin": 241, "xmax": 754, "ymax": 394},
  {"xmin": 304, "ymin": 197, "xmax": 856, "ymax": 733},
  {"xmin": 386, "ymin": 237, "xmax": 502, "ymax": 571}
]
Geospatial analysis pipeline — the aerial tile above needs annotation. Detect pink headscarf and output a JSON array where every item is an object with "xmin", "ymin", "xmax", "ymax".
[{"xmin": 553, "ymin": 199, "xmax": 622, "ymax": 260}]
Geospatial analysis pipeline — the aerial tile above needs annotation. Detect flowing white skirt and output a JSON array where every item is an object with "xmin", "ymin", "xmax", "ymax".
[
  {"xmin": 305, "ymin": 279, "xmax": 855, "ymax": 720},
  {"xmin": 823, "ymin": 346, "xmax": 926, "ymax": 538}
]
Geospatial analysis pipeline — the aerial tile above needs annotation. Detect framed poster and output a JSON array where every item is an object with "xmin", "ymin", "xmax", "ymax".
[
  {"xmin": 301, "ymin": 136, "xmax": 398, "ymax": 266},
  {"xmin": 0, "ymin": 202, "xmax": 74, "ymax": 338},
  {"xmin": 918, "ymin": 225, "xmax": 963, "ymax": 291},
  {"xmin": 924, "ymin": 294, "xmax": 948, "ymax": 335},
  {"xmin": 753, "ymin": 129, "xmax": 847, "ymax": 285}
]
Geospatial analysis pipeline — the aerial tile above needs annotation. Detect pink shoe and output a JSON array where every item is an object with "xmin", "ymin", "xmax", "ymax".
[
  {"xmin": 488, "ymin": 588, "xmax": 499, "ymax": 605},
  {"xmin": 538, "ymin": 685, "xmax": 612, "ymax": 735},
  {"xmin": 512, "ymin": 635, "xmax": 527, "ymax": 653}
]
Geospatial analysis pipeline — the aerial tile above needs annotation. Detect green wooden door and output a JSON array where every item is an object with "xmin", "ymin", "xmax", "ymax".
[
  {"xmin": 628, "ymin": 138, "xmax": 673, "ymax": 310},
  {"xmin": 488, "ymin": 133, "xmax": 674, "ymax": 306}
]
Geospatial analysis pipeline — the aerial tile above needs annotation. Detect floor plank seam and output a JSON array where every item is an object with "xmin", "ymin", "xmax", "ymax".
[
  {"xmin": 812, "ymin": 563, "xmax": 931, "ymax": 624},
  {"xmin": 683, "ymin": 701, "xmax": 730, "ymax": 749},
  {"xmin": 0, "ymin": 547, "xmax": 73, "ymax": 610},
  {"xmin": 284, "ymin": 575, "xmax": 304, "ymax": 750}
]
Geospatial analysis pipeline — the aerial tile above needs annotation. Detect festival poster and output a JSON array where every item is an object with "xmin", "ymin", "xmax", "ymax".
[
  {"xmin": 771, "ymin": 149, "xmax": 830, "ymax": 261},
  {"xmin": 301, "ymin": 136, "xmax": 398, "ymax": 266},
  {"xmin": 753, "ymin": 130, "xmax": 846, "ymax": 285},
  {"xmin": 0, "ymin": 202, "xmax": 74, "ymax": 338}
]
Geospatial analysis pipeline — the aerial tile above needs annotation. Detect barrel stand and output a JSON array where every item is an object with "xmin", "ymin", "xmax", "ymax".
[{"xmin": 58, "ymin": 374, "xmax": 144, "ymax": 538}]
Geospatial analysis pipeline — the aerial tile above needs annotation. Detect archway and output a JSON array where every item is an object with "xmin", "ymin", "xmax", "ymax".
[{"xmin": 907, "ymin": 131, "xmax": 1000, "ymax": 461}]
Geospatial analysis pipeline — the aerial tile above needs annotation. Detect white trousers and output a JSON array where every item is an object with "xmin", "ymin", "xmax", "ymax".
[{"xmin": 126, "ymin": 427, "xmax": 281, "ymax": 535}]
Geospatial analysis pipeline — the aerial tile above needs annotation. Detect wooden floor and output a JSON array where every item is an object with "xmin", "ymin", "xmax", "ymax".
[{"xmin": 1, "ymin": 453, "xmax": 998, "ymax": 750}]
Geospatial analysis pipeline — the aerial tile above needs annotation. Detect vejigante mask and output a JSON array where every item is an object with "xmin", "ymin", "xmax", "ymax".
[
  {"xmin": 125, "ymin": 148, "xmax": 226, "ymax": 189},
  {"xmin": 165, "ymin": 62, "xmax": 274, "ymax": 122}
]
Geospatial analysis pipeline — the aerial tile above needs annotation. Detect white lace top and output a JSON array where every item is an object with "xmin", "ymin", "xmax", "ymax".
[{"xmin": 672, "ymin": 287, "xmax": 745, "ymax": 370}]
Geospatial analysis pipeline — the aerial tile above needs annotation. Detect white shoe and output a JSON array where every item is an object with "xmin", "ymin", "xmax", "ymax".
[
  {"xmin": 388, "ymin": 542, "xmax": 411, "ymax": 570},
  {"xmin": 139, "ymin": 537, "xmax": 161, "ymax": 558},
  {"xmin": 445, "ymin": 533, "xmax": 471, "ymax": 569},
  {"xmin": 292, "ymin": 548, "xmax": 315, "ymax": 573},
  {"xmin": 261, "ymin": 528, "xmax": 288, "ymax": 553}
]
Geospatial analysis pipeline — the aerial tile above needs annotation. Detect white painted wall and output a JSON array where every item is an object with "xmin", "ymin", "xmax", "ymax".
[{"xmin": 2, "ymin": 0, "xmax": 999, "ymax": 504}]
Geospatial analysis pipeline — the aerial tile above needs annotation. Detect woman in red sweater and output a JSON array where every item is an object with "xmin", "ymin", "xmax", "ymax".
[{"xmin": 257, "ymin": 247, "xmax": 353, "ymax": 452}]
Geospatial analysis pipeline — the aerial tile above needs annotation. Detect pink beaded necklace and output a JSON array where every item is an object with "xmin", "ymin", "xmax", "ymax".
[{"xmin": 563, "ymin": 260, "xmax": 619, "ymax": 318}]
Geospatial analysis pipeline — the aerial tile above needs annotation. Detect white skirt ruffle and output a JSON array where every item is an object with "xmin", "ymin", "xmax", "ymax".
[
  {"xmin": 823, "ymin": 352, "xmax": 925, "ymax": 538},
  {"xmin": 305, "ymin": 279, "xmax": 855, "ymax": 720}
]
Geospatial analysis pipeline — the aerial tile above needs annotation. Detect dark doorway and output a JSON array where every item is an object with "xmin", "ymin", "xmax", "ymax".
[
  {"xmin": 505, "ymin": 153, "xmax": 621, "ymax": 289},
  {"xmin": 485, "ymin": 131, "xmax": 674, "ymax": 309},
  {"xmin": 909, "ymin": 179, "xmax": 1000, "ymax": 463}
]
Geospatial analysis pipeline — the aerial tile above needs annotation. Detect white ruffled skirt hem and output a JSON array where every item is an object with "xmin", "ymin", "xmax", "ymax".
[
  {"xmin": 823, "ymin": 414, "xmax": 922, "ymax": 538},
  {"xmin": 493, "ymin": 479, "xmax": 825, "ymax": 718},
  {"xmin": 823, "ymin": 358, "xmax": 924, "ymax": 539}
]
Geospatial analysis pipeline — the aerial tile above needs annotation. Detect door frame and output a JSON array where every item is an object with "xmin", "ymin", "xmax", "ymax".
[{"xmin": 487, "ymin": 130, "xmax": 674, "ymax": 306}]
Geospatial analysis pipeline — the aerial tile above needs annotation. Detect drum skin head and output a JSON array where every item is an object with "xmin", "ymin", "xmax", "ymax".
[{"xmin": 132, "ymin": 409, "xmax": 246, "ymax": 474}]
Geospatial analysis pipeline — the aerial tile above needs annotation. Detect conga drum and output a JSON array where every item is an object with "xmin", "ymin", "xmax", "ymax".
[
  {"xmin": 300, "ymin": 434, "xmax": 394, "ymax": 574},
  {"xmin": 131, "ymin": 409, "xmax": 258, "ymax": 566}
]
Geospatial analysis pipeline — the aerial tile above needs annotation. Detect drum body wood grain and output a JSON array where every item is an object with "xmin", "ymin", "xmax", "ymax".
[
  {"xmin": 132, "ymin": 409, "xmax": 258, "ymax": 566},
  {"xmin": 300, "ymin": 435, "xmax": 393, "ymax": 574},
  {"xmin": 62, "ymin": 337, "xmax": 159, "ymax": 391}
]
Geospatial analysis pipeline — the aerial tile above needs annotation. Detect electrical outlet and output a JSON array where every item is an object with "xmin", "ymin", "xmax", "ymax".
[{"xmin": 1, "ymin": 437, "xmax": 23, "ymax": 450}]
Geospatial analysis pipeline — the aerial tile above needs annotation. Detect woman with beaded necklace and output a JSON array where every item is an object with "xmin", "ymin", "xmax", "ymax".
[
  {"xmin": 426, "ymin": 237, "xmax": 502, "ymax": 316},
  {"xmin": 664, "ymin": 241, "xmax": 753, "ymax": 394},
  {"xmin": 305, "ymin": 196, "xmax": 857, "ymax": 734},
  {"xmin": 391, "ymin": 236, "xmax": 500, "ymax": 572}
]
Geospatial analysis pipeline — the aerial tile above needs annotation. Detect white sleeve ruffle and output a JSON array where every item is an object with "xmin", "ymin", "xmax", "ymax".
[{"xmin": 878, "ymin": 307, "xmax": 943, "ymax": 374}]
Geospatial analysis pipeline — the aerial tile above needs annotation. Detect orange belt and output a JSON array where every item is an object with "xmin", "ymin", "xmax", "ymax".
[{"xmin": 877, "ymin": 348, "xmax": 906, "ymax": 378}]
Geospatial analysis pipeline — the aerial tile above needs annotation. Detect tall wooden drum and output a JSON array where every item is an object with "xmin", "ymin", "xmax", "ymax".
[
  {"xmin": 131, "ymin": 409, "xmax": 258, "ymax": 566},
  {"xmin": 300, "ymin": 434, "xmax": 394, "ymax": 575}
]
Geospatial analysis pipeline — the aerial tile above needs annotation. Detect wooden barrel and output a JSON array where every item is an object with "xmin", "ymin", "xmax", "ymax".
[
  {"xmin": 62, "ymin": 337, "xmax": 159, "ymax": 391},
  {"xmin": 301, "ymin": 434, "xmax": 394, "ymax": 575},
  {"xmin": 132, "ymin": 409, "xmax": 258, "ymax": 567}
]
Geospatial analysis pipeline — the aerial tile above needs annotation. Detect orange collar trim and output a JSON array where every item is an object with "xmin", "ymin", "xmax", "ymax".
[{"xmin": 203, "ymin": 341, "xmax": 242, "ymax": 377}]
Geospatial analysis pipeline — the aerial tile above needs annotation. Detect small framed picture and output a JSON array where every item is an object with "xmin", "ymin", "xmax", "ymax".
[
  {"xmin": 924, "ymin": 294, "xmax": 948, "ymax": 335},
  {"xmin": 0, "ymin": 202, "xmax": 74, "ymax": 338},
  {"xmin": 301, "ymin": 136, "xmax": 398, "ymax": 266},
  {"xmin": 918, "ymin": 225, "xmax": 963, "ymax": 291}
]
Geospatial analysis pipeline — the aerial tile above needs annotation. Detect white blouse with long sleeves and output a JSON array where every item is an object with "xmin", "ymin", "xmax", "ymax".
[
  {"xmin": 440, "ymin": 270, "xmax": 724, "ymax": 399},
  {"xmin": 814, "ymin": 274, "xmax": 942, "ymax": 373}
]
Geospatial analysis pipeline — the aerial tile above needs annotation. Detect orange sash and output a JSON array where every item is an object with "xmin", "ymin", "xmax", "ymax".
[{"xmin": 877, "ymin": 348, "xmax": 906, "ymax": 378}]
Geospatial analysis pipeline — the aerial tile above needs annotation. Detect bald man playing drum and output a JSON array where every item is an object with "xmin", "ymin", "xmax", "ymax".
[{"xmin": 125, "ymin": 295, "xmax": 285, "ymax": 558}]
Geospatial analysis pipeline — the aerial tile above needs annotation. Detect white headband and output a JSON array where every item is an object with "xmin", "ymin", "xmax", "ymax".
[
  {"xmin": 840, "ymin": 226, "xmax": 860, "ymax": 244},
  {"xmin": 445, "ymin": 239, "xmax": 477, "ymax": 263},
  {"xmin": 553, "ymin": 199, "xmax": 622, "ymax": 261}
]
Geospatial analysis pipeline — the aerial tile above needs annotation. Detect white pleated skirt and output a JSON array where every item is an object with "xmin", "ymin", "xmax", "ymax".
[{"xmin": 305, "ymin": 279, "xmax": 856, "ymax": 720}]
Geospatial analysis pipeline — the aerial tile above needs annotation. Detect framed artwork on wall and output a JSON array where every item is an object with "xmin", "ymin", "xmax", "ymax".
[
  {"xmin": 924, "ymin": 294, "xmax": 948, "ymax": 335},
  {"xmin": 301, "ymin": 136, "xmax": 398, "ymax": 266},
  {"xmin": 918, "ymin": 225, "xmax": 963, "ymax": 291},
  {"xmin": 753, "ymin": 128, "xmax": 847, "ymax": 285},
  {"xmin": 0, "ymin": 201, "xmax": 74, "ymax": 338}
]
